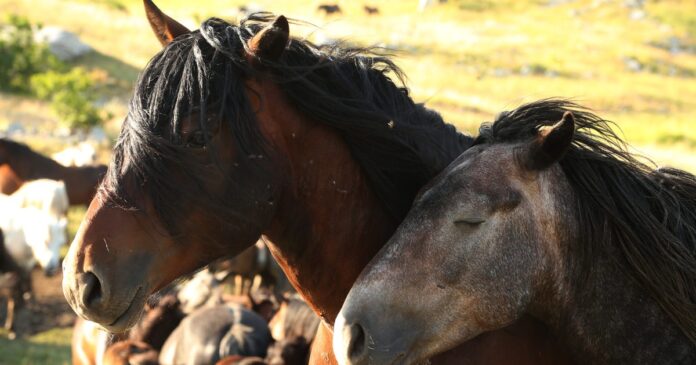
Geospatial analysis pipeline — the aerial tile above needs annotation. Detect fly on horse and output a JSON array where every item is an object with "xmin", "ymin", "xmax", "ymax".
[
  {"xmin": 334, "ymin": 100, "xmax": 696, "ymax": 365},
  {"xmin": 63, "ymin": 1, "xmax": 574, "ymax": 363},
  {"xmin": 0, "ymin": 138, "xmax": 107, "ymax": 205}
]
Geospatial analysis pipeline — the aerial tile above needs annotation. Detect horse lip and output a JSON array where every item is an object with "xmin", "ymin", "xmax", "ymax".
[{"xmin": 104, "ymin": 287, "xmax": 144, "ymax": 332}]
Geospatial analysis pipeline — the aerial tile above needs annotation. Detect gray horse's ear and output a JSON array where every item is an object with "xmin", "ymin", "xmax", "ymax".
[
  {"xmin": 144, "ymin": 0, "xmax": 191, "ymax": 46},
  {"xmin": 247, "ymin": 16, "xmax": 290, "ymax": 63},
  {"xmin": 528, "ymin": 111, "xmax": 575, "ymax": 170}
]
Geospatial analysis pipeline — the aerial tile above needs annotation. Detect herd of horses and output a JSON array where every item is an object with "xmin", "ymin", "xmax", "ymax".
[
  {"xmin": 0, "ymin": 138, "xmax": 104, "ymax": 337},
  {"xmin": 2, "ymin": 1, "xmax": 695, "ymax": 364}
]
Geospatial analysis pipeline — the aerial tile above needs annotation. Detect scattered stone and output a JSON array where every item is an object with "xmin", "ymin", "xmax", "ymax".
[
  {"xmin": 624, "ymin": 0, "xmax": 645, "ymax": 9},
  {"xmin": 34, "ymin": 27, "xmax": 92, "ymax": 61},
  {"xmin": 87, "ymin": 126, "xmax": 108, "ymax": 145},
  {"xmin": 629, "ymin": 10, "xmax": 646, "ymax": 21},
  {"xmin": 623, "ymin": 57, "xmax": 642, "ymax": 72}
]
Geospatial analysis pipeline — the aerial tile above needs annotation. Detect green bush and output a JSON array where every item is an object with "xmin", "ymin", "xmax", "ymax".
[
  {"xmin": 31, "ymin": 68, "xmax": 105, "ymax": 131},
  {"xmin": 0, "ymin": 15, "xmax": 61, "ymax": 93},
  {"xmin": 0, "ymin": 14, "xmax": 105, "ymax": 132}
]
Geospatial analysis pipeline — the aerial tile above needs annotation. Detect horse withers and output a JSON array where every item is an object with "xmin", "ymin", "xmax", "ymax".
[{"xmin": 334, "ymin": 100, "xmax": 696, "ymax": 364}]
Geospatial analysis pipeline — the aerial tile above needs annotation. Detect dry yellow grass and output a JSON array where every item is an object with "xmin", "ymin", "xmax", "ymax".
[{"xmin": 1, "ymin": 0, "xmax": 693, "ymax": 171}]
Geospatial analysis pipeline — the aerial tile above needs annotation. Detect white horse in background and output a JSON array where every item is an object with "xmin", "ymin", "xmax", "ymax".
[
  {"xmin": 0, "ymin": 179, "xmax": 69, "ymax": 276},
  {"xmin": 51, "ymin": 142, "xmax": 97, "ymax": 167}
]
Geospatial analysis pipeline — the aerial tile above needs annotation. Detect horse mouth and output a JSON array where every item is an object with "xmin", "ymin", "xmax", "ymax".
[{"xmin": 103, "ymin": 287, "xmax": 145, "ymax": 333}]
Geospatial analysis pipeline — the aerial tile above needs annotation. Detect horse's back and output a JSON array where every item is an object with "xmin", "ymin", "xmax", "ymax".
[
  {"xmin": 13, "ymin": 179, "xmax": 69, "ymax": 217},
  {"xmin": 160, "ymin": 304, "xmax": 272, "ymax": 365}
]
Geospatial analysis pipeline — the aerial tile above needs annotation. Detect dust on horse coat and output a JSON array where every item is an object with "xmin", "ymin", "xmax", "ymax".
[
  {"xmin": 0, "ymin": 180, "xmax": 68, "ymax": 275},
  {"xmin": 0, "ymin": 138, "xmax": 106, "ymax": 205},
  {"xmin": 159, "ymin": 304, "xmax": 272, "ymax": 365}
]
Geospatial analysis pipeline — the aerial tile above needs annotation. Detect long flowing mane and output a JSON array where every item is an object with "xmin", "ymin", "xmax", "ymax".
[
  {"xmin": 104, "ymin": 13, "xmax": 471, "ymax": 230},
  {"xmin": 477, "ymin": 99, "xmax": 696, "ymax": 344}
]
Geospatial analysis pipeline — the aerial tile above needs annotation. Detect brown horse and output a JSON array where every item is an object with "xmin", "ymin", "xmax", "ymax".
[
  {"xmin": 0, "ymin": 138, "xmax": 106, "ymax": 205},
  {"xmin": 62, "ymin": 2, "xmax": 572, "ymax": 364},
  {"xmin": 0, "ymin": 228, "xmax": 31, "ymax": 338},
  {"xmin": 334, "ymin": 100, "xmax": 696, "ymax": 364},
  {"xmin": 102, "ymin": 340, "xmax": 159, "ymax": 365}
]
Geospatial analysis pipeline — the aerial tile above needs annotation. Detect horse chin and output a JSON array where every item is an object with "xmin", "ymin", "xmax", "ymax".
[{"xmin": 99, "ymin": 287, "xmax": 147, "ymax": 334}]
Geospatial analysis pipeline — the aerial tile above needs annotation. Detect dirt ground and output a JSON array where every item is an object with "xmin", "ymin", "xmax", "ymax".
[{"xmin": 4, "ymin": 268, "xmax": 76, "ymax": 337}]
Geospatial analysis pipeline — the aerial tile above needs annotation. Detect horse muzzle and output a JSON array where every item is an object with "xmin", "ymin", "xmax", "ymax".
[
  {"xmin": 333, "ymin": 304, "xmax": 422, "ymax": 365},
  {"xmin": 62, "ymin": 263, "xmax": 148, "ymax": 333}
]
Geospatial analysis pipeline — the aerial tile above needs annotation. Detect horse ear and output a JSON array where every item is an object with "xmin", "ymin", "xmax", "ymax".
[
  {"xmin": 247, "ymin": 16, "xmax": 290, "ymax": 63},
  {"xmin": 528, "ymin": 111, "xmax": 575, "ymax": 170},
  {"xmin": 144, "ymin": 0, "xmax": 191, "ymax": 46}
]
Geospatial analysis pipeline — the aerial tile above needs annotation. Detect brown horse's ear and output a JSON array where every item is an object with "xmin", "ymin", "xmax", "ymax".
[
  {"xmin": 247, "ymin": 16, "xmax": 290, "ymax": 64},
  {"xmin": 528, "ymin": 111, "xmax": 575, "ymax": 170},
  {"xmin": 144, "ymin": 0, "xmax": 191, "ymax": 46}
]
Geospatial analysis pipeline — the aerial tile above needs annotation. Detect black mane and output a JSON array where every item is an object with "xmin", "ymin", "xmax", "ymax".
[
  {"xmin": 478, "ymin": 99, "xmax": 696, "ymax": 345},
  {"xmin": 104, "ymin": 13, "xmax": 471, "ymax": 231}
]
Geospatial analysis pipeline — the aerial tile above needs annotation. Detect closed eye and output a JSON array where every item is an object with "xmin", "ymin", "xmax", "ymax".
[{"xmin": 454, "ymin": 218, "xmax": 486, "ymax": 226}]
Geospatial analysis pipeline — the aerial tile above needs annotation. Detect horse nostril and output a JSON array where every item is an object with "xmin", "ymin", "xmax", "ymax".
[
  {"xmin": 78, "ymin": 272, "xmax": 103, "ymax": 309},
  {"xmin": 347, "ymin": 322, "xmax": 367, "ymax": 362}
]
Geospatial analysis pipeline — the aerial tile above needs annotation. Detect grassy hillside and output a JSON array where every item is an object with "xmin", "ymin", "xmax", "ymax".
[{"xmin": 1, "ymin": 0, "xmax": 694, "ymax": 170}]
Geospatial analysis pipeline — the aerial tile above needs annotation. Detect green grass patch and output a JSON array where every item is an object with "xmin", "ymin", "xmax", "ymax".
[
  {"xmin": 658, "ymin": 133, "xmax": 696, "ymax": 149},
  {"xmin": 0, "ymin": 327, "xmax": 72, "ymax": 365}
]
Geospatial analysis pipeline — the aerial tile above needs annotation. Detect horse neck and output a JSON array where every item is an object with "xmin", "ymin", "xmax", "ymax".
[
  {"xmin": 252, "ymin": 80, "xmax": 399, "ymax": 323},
  {"xmin": 1, "ymin": 142, "xmax": 63, "ymax": 180},
  {"xmin": 1, "ymin": 142, "xmax": 105, "ymax": 204},
  {"xmin": 540, "ymin": 224, "xmax": 694, "ymax": 364},
  {"xmin": 60, "ymin": 165, "xmax": 107, "ymax": 205}
]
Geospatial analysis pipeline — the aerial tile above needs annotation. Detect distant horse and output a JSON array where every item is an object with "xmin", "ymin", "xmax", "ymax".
[
  {"xmin": 363, "ymin": 6, "xmax": 379, "ymax": 15},
  {"xmin": 0, "ymin": 180, "xmax": 69, "ymax": 275},
  {"xmin": 217, "ymin": 356, "xmax": 267, "ymax": 365},
  {"xmin": 334, "ymin": 100, "xmax": 696, "ymax": 364},
  {"xmin": 266, "ymin": 295, "xmax": 319, "ymax": 365},
  {"xmin": 128, "ymin": 294, "xmax": 184, "ymax": 351},
  {"xmin": 0, "ymin": 229, "xmax": 31, "ymax": 338},
  {"xmin": 73, "ymin": 295, "xmax": 182, "ymax": 365},
  {"xmin": 102, "ymin": 340, "xmax": 159, "ymax": 365},
  {"xmin": 159, "ymin": 304, "xmax": 272, "ymax": 365},
  {"xmin": 268, "ymin": 294, "xmax": 319, "ymax": 343},
  {"xmin": 62, "ymin": 2, "xmax": 573, "ymax": 364},
  {"xmin": 72, "ymin": 317, "xmax": 128, "ymax": 365},
  {"xmin": 266, "ymin": 336, "xmax": 311, "ymax": 365},
  {"xmin": 317, "ymin": 4, "xmax": 342, "ymax": 15},
  {"xmin": 52, "ymin": 142, "xmax": 97, "ymax": 167},
  {"xmin": 0, "ymin": 138, "xmax": 107, "ymax": 205}
]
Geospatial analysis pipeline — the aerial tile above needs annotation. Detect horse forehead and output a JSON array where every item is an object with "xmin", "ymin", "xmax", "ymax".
[{"xmin": 446, "ymin": 144, "xmax": 521, "ymax": 190}]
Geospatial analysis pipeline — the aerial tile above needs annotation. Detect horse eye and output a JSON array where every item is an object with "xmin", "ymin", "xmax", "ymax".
[
  {"xmin": 186, "ymin": 131, "xmax": 208, "ymax": 149},
  {"xmin": 454, "ymin": 218, "xmax": 485, "ymax": 227}
]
